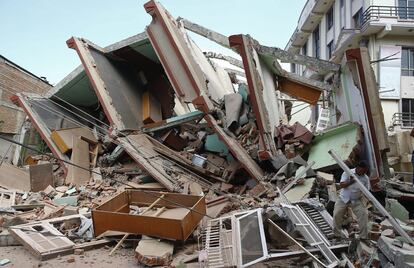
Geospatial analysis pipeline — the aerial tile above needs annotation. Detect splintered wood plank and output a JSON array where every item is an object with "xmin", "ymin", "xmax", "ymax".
[
  {"xmin": 66, "ymin": 137, "xmax": 91, "ymax": 185},
  {"xmin": 142, "ymin": 91, "xmax": 162, "ymax": 124}
]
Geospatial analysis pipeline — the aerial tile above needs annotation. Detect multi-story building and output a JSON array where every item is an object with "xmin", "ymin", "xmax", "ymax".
[
  {"xmin": 286, "ymin": 0, "xmax": 414, "ymax": 131},
  {"xmin": 0, "ymin": 55, "xmax": 51, "ymax": 163}
]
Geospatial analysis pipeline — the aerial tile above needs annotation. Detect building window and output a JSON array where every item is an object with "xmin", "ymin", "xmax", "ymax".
[
  {"xmin": 327, "ymin": 6, "xmax": 334, "ymax": 30},
  {"xmin": 402, "ymin": 98, "xmax": 414, "ymax": 126},
  {"xmin": 402, "ymin": 47, "xmax": 414, "ymax": 76},
  {"xmin": 353, "ymin": 8, "xmax": 363, "ymax": 28},
  {"xmin": 398, "ymin": 0, "xmax": 414, "ymax": 19},
  {"xmin": 313, "ymin": 25, "xmax": 320, "ymax": 59},
  {"xmin": 327, "ymin": 41, "xmax": 334, "ymax": 59},
  {"xmin": 302, "ymin": 41, "xmax": 308, "ymax": 56},
  {"xmin": 290, "ymin": 63, "xmax": 296, "ymax": 73},
  {"xmin": 340, "ymin": 0, "xmax": 345, "ymax": 29}
]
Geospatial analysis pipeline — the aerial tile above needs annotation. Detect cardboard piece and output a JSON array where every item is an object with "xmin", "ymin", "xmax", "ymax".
[
  {"xmin": 0, "ymin": 163, "xmax": 31, "ymax": 191},
  {"xmin": 142, "ymin": 91, "xmax": 162, "ymax": 124},
  {"xmin": 51, "ymin": 127, "xmax": 97, "ymax": 154},
  {"xmin": 29, "ymin": 163, "xmax": 54, "ymax": 192},
  {"xmin": 66, "ymin": 137, "xmax": 90, "ymax": 185}
]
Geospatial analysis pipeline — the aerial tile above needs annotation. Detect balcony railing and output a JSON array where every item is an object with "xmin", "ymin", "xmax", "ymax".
[
  {"xmin": 362, "ymin": 6, "xmax": 414, "ymax": 26},
  {"xmin": 391, "ymin": 112, "xmax": 414, "ymax": 128}
]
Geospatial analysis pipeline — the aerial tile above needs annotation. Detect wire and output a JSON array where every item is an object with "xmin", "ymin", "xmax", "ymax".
[
  {"xmin": 25, "ymin": 97, "xmax": 109, "ymax": 141},
  {"xmin": 0, "ymin": 134, "xmax": 213, "ymax": 220},
  {"xmin": 290, "ymin": 102, "xmax": 309, "ymax": 109},
  {"xmin": 17, "ymin": 92, "xmax": 219, "ymax": 192},
  {"xmin": 8, "ymin": 88, "xmax": 237, "ymax": 207},
  {"xmin": 2, "ymin": 66, "xmax": 211, "ymax": 177},
  {"xmin": 0, "ymin": 143, "xmax": 13, "ymax": 165},
  {"xmin": 51, "ymin": 94, "xmax": 110, "ymax": 129},
  {"xmin": 291, "ymin": 104, "xmax": 311, "ymax": 116},
  {"xmin": 2, "ymin": 86, "xmax": 236, "ymax": 205},
  {"xmin": 370, "ymin": 51, "xmax": 400, "ymax": 64}
]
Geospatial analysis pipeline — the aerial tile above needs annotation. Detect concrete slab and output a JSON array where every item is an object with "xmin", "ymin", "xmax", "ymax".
[
  {"xmin": 284, "ymin": 177, "xmax": 315, "ymax": 202},
  {"xmin": 66, "ymin": 137, "xmax": 90, "ymax": 185},
  {"xmin": 378, "ymin": 236, "xmax": 414, "ymax": 268}
]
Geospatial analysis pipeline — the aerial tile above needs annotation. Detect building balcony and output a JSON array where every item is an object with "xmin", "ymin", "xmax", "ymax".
[
  {"xmin": 286, "ymin": 0, "xmax": 334, "ymax": 51},
  {"xmin": 361, "ymin": 6, "xmax": 414, "ymax": 36},
  {"xmin": 391, "ymin": 112, "xmax": 414, "ymax": 130}
]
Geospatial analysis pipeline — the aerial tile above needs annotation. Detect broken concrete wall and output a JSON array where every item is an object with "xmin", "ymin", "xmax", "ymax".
[
  {"xmin": 145, "ymin": 0, "xmax": 233, "ymax": 113},
  {"xmin": 67, "ymin": 37, "xmax": 175, "ymax": 131},
  {"xmin": 229, "ymin": 35, "xmax": 280, "ymax": 160},
  {"xmin": 144, "ymin": 1, "xmax": 264, "ymax": 181},
  {"xmin": 332, "ymin": 48, "xmax": 390, "ymax": 177},
  {"xmin": 12, "ymin": 94, "xmax": 76, "ymax": 164}
]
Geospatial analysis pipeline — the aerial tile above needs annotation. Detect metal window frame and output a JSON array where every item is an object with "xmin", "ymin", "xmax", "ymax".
[
  {"xmin": 234, "ymin": 208, "xmax": 268, "ymax": 268},
  {"xmin": 400, "ymin": 98, "xmax": 414, "ymax": 127},
  {"xmin": 327, "ymin": 6, "xmax": 334, "ymax": 30},
  {"xmin": 313, "ymin": 25, "xmax": 320, "ymax": 59},
  {"xmin": 401, "ymin": 47, "xmax": 414, "ymax": 76}
]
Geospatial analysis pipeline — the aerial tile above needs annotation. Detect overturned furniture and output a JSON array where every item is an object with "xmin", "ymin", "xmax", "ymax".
[{"xmin": 92, "ymin": 189, "xmax": 206, "ymax": 240}]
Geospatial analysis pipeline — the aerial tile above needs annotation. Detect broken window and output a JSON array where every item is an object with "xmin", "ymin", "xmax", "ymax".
[
  {"xmin": 237, "ymin": 210, "xmax": 267, "ymax": 266},
  {"xmin": 402, "ymin": 47, "xmax": 414, "ymax": 76},
  {"xmin": 327, "ymin": 6, "xmax": 334, "ymax": 30},
  {"xmin": 313, "ymin": 25, "xmax": 320, "ymax": 59}
]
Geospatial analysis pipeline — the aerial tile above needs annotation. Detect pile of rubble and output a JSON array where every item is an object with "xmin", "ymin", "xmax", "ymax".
[{"xmin": 1, "ymin": 1, "xmax": 414, "ymax": 267}]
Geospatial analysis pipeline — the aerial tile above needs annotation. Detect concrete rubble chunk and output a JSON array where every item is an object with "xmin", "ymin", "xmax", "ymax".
[
  {"xmin": 385, "ymin": 198, "xmax": 409, "ymax": 222},
  {"xmin": 135, "ymin": 236, "xmax": 173, "ymax": 267},
  {"xmin": 283, "ymin": 178, "xmax": 315, "ymax": 202}
]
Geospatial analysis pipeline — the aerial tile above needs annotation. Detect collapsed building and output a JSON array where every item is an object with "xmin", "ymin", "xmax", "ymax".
[{"xmin": 1, "ymin": 1, "xmax": 414, "ymax": 267}]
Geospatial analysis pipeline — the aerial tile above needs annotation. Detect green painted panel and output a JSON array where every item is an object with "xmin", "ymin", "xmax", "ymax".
[
  {"xmin": 205, "ymin": 134, "xmax": 229, "ymax": 156},
  {"xmin": 130, "ymin": 39, "xmax": 159, "ymax": 63},
  {"xmin": 237, "ymin": 83, "xmax": 248, "ymax": 102},
  {"xmin": 308, "ymin": 122, "xmax": 360, "ymax": 170},
  {"xmin": 54, "ymin": 70, "xmax": 98, "ymax": 107}
]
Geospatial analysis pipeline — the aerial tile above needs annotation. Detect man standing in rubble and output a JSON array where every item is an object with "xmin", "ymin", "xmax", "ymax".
[{"xmin": 333, "ymin": 161, "xmax": 370, "ymax": 240}]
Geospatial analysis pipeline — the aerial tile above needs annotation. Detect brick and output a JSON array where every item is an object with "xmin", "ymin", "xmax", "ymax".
[{"xmin": 0, "ymin": 57, "xmax": 50, "ymax": 134}]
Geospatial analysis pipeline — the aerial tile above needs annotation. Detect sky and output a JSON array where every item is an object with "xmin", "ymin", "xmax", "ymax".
[{"xmin": 0, "ymin": 0, "xmax": 306, "ymax": 85}]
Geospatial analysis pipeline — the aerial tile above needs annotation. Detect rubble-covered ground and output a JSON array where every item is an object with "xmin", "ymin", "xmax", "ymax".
[{"xmin": 1, "ymin": 1, "xmax": 414, "ymax": 268}]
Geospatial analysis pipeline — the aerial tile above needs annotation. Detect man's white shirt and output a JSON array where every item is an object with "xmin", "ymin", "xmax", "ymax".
[{"xmin": 339, "ymin": 168, "xmax": 370, "ymax": 204}]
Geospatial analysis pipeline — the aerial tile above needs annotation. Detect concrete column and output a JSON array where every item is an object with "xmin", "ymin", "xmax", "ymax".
[
  {"xmin": 320, "ymin": 17, "xmax": 327, "ymax": 60},
  {"xmin": 334, "ymin": 0, "xmax": 341, "ymax": 43}
]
